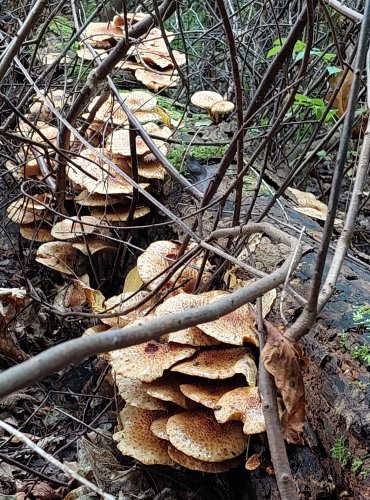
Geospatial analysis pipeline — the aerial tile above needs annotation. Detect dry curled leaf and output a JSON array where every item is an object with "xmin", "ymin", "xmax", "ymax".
[{"xmin": 261, "ymin": 321, "xmax": 307, "ymax": 444}]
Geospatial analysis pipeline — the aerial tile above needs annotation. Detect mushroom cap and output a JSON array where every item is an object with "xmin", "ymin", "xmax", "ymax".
[
  {"xmin": 82, "ymin": 324, "xmax": 110, "ymax": 336},
  {"xmin": 105, "ymin": 129, "xmax": 167, "ymax": 158},
  {"xmin": 113, "ymin": 406, "xmax": 175, "ymax": 465},
  {"xmin": 171, "ymin": 347, "xmax": 257, "ymax": 386},
  {"xmin": 7, "ymin": 195, "xmax": 50, "ymax": 224},
  {"xmin": 76, "ymin": 48, "xmax": 109, "ymax": 61},
  {"xmin": 76, "ymin": 280, "xmax": 106, "ymax": 313},
  {"xmin": 90, "ymin": 205, "xmax": 150, "ymax": 223},
  {"xmin": 156, "ymin": 292, "xmax": 258, "ymax": 346},
  {"xmin": 135, "ymin": 69, "xmax": 179, "ymax": 92},
  {"xmin": 137, "ymin": 241, "xmax": 210, "ymax": 292},
  {"xmin": 179, "ymin": 381, "xmax": 240, "ymax": 409},
  {"xmin": 19, "ymin": 224, "xmax": 53, "ymax": 242},
  {"xmin": 51, "ymin": 216, "xmax": 99, "ymax": 240},
  {"xmin": 150, "ymin": 416, "xmax": 170, "ymax": 440},
  {"xmin": 123, "ymin": 91, "xmax": 157, "ymax": 111},
  {"xmin": 210, "ymin": 100, "xmax": 235, "ymax": 115},
  {"xmin": 74, "ymin": 190, "xmax": 122, "ymax": 207},
  {"xmin": 126, "ymin": 156, "xmax": 166, "ymax": 180},
  {"xmin": 145, "ymin": 377, "xmax": 189, "ymax": 408},
  {"xmin": 115, "ymin": 376, "xmax": 167, "ymax": 410},
  {"xmin": 161, "ymin": 327, "xmax": 220, "ymax": 347},
  {"xmin": 36, "ymin": 241, "xmax": 76, "ymax": 275},
  {"xmin": 82, "ymin": 22, "xmax": 124, "ymax": 48},
  {"xmin": 245, "ymin": 453, "xmax": 262, "ymax": 470},
  {"xmin": 108, "ymin": 340, "xmax": 196, "ymax": 382},
  {"xmin": 168, "ymin": 444, "xmax": 242, "ymax": 473},
  {"xmin": 53, "ymin": 282, "xmax": 87, "ymax": 309},
  {"xmin": 214, "ymin": 387, "xmax": 265, "ymax": 435},
  {"xmin": 101, "ymin": 291, "xmax": 156, "ymax": 328},
  {"xmin": 72, "ymin": 237, "xmax": 117, "ymax": 256},
  {"xmin": 191, "ymin": 91, "xmax": 223, "ymax": 110},
  {"xmin": 166, "ymin": 409, "xmax": 248, "ymax": 462},
  {"xmin": 115, "ymin": 59, "xmax": 142, "ymax": 71},
  {"xmin": 113, "ymin": 12, "xmax": 147, "ymax": 27},
  {"xmin": 67, "ymin": 150, "xmax": 149, "ymax": 195}
]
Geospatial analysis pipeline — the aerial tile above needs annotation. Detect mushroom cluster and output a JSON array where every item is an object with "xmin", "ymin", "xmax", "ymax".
[
  {"xmin": 76, "ymin": 12, "xmax": 183, "ymax": 92},
  {"xmin": 78, "ymin": 241, "xmax": 267, "ymax": 473},
  {"xmin": 191, "ymin": 91, "xmax": 235, "ymax": 124}
]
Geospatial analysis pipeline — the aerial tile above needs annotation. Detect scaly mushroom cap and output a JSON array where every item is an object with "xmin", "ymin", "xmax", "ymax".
[
  {"xmin": 179, "ymin": 381, "xmax": 240, "ymax": 409},
  {"xmin": 108, "ymin": 340, "xmax": 196, "ymax": 382},
  {"xmin": 126, "ymin": 156, "xmax": 166, "ymax": 180},
  {"xmin": 166, "ymin": 409, "xmax": 248, "ymax": 462},
  {"xmin": 53, "ymin": 281, "xmax": 87, "ymax": 309},
  {"xmin": 113, "ymin": 12, "xmax": 147, "ymax": 27},
  {"xmin": 113, "ymin": 406, "xmax": 175, "ymax": 465},
  {"xmin": 168, "ymin": 445, "xmax": 242, "ymax": 473},
  {"xmin": 67, "ymin": 150, "xmax": 149, "ymax": 195},
  {"xmin": 7, "ymin": 195, "xmax": 50, "ymax": 224},
  {"xmin": 36, "ymin": 241, "xmax": 76, "ymax": 275},
  {"xmin": 105, "ymin": 129, "xmax": 165, "ymax": 158},
  {"xmin": 171, "ymin": 347, "xmax": 257, "ymax": 387},
  {"xmin": 74, "ymin": 190, "xmax": 122, "ymax": 207},
  {"xmin": 123, "ymin": 91, "xmax": 157, "ymax": 111},
  {"xmin": 137, "ymin": 241, "xmax": 210, "ymax": 292},
  {"xmin": 145, "ymin": 377, "xmax": 189, "ymax": 408},
  {"xmin": 19, "ymin": 224, "xmax": 54, "ymax": 243},
  {"xmin": 156, "ymin": 292, "xmax": 259, "ymax": 346},
  {"xmin": 75, "ymin": 48, "xmax": 109, "ymax": 61},
  {"xmin": 51, "ymin": 216, "xmax": 99, "ymax": 240},
  {"xmin": 214, "ymin": 387, "xmax": 266, "ymax": 435},
  {"xmin": 101, "ymin": 291, "xmax": 156, "ymax": 328},
  {"xmin": 72, "ymin": 237, "xmax": 117, "ymax": 256},
  {"xmin": 191, "ymin": 91, "xmax": 223, "ymax": 110},
  {"xmin": 82, "ymin": 22, "xmax": 124, "ymax": 48},
  {"xmin": 210, "ymin": 100, "xmax": 235, "ymax": 119},
  {"xmin": 150, "ymin": 416, "xmax": 170, "ymax": 440},
  {"xmin": 135, "ymin": 69, "xmax": 179, "ymax": 92},
  {"xmin": 245, "ymin": 454, "xmax": 262, "ymax": 471},
  {"xmin": 161, "ymin": 327, "xmax": 220, "ymax": 347},
  {"xmin": 115, "ymin": 376, "xmax": 167, "ymax": 411},
  {"xmin": 90, "ymin": 205, "xmax": 150, "ymax": 223}
]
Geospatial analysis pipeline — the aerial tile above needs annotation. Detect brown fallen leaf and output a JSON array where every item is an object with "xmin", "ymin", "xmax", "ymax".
[
  {"xmin": 327, "ymin": 69, "xmax": 353, "ymax": 116},
  {"xmin": 261, "ymin": 320, "xmax": 307, "ymax": 444}
]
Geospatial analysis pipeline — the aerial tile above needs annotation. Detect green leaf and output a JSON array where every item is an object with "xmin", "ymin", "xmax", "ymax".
[
  {"xmin": 317, "ymin": 150, "xmax": 327, "ymax": 159},
  {"xmin": 293, "ymin": 40, "xmax": 306, "ymax": 52},
  {"xmin": 323, "ymin": 53, "xmax": 336, "ymax": 62},
  {"xmin": 267, "ymin": 45, "xmax": 283, "ymax": 58},
  {"xmin": 327, "ymin": 66, "xmax": 341, "ymax": 75}
]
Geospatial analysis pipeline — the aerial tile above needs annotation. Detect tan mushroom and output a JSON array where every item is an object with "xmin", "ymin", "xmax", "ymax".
[
  {"xmin": 171, "ymin": 347, "xmax": 257, "ymax": 387},
  {"xmin": 145, "ymin": 377, "xmax": 189, "ymax": 408},
  {"xmin": 108, "ymin": 339, "xmax": 196, "ymax": 382},
  {"xmin": 105, "ymin": 129, "xmax": 167, "ymax": 158},
  {"xmin": 127, "ymin": 156, "xmax": 166, "ymax": 180},
  {"xmin": 210, "ymin": 100, "xmax": 235, "ymax": 124},
  {"xmin": 76, "ymin": 48, "xmax": 109, "ymax": 61},
  {"xmin": 123, "ymin": 91, "xmax": 157, "ymax": 111},
  {"xmin": 82, "ymin": 22, "xmax": 124, "ymax": 49},
  {"xmin": 100, "ymin": 291, "xmax": 156, "ymax": 328},
  {"xmin": 53, "ymin": 281, "xmax": 87, "ymax": 309},
  {"xmin": 113, "ymin": 406, "xmax": 175, "ymax": 465},
  {"xmin": 74, "ymin": 190, "xmax": 122, "ymax": 207},
  {"xmin": 90, "ymin": 205, "xmax": 150, "ymax": 223},
  {"xmin": 150, "ymin": 416, "xmax": 170, "ymax": 440},
  {"xmin": 113, "ymin": 12, "xmax": 147, "ymax": 27},
  {"xmin": 161, "ymin": 327, "xmax": 220, "ymax": 347},
  {"xmin": 190, "ymin": 91, "xmax": 223, "ymax": 114},
  {"xmin": 19, "ymin": 224, "xmax": 54, "ymax": 243},
  {"xmin": 115, "ymin": 376, "xmax": 167, "ymax": 411},
  {"xmin": 245, "ymin": 454, "xmax": 262, "ymax": 471},
  {"xmin": 166, "ymin": 409, "xmax": 248, "ymax": 462},
  {"xmin": 179, "ymin": 381, "xmax": 240, "ymax": 409},
  {"xmin": 214, "ymin": 387, "xmax": 265, "ymax": 435},
  {"xmin": 137, "ymin": 241, "xmax": 210, "ymax": 292},
  {"xmin": 51, "ymin": 216, "xmax": 99, "ymax": 241},
  {"xmin": 135, "ymin": 69, "xmax": 179, "ymax": 92},
  {"xmin": 82, "ymin": 324, "xmax": 110, "ymax": 336},
  {"xmin": 36, "ymin": 241, "xmax": 76, "ymax": 275},
  {"xmin": 72, "ymin": 237, "xmax": 117, "ymax": 256},
  {"xmin": 168, "ymin": 444, "xmax": 241, "ymax": 473},
  {"xmin": 7, "ymin": 195, "xmax": 50, "ymax": 224}
]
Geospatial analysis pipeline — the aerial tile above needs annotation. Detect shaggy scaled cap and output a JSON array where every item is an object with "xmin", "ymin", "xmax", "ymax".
[
  {"xmin": 171, "ymin": 346, "xmax": 257, "ymax": 387},
  {"xmin": 168, "ymin": 445, "xmax": 242, "ymax": 473},
  {"xmin": 108, "ymin": 339, "xmax": 196, "ymax": 382},
  {"xmin": 179, "ymin": 380, "xmax": 240, "ymax": 409},
  {"xmin": 36, "ymin": 241, "xmax": 76, "ymax": 275},
  {"xmin": 191, "ymin": 90, "xmax": 223, "ymax": 111},
  {"xmin": 245, "ymin": 453, "xmax": 262, "ymax": 471},
  {"xmin": 51, "ymin": 216, "xmax": 99, "ymax": 240},
  {"xmin": 100, "ymin": 291, "xmax": 156, "ymax": 328},
  {"xmin": 113, "ymin": 406, "xmax": 175, "ymax": 465},
  {"xmin": 214, "ymin": 387, "xmax": 266, "ymax": 434},
  {"xmin": 145, "ymin": 377, "xmax": 189, "ymax": 408},
  {"xmin": 135, "ymin": 69, "xmax": 179, "ymax": 92},
  {"xmin": 19, "ymin": 224, "xmax": 53, "ymax": 243},
  {"xmin": 150, "ymin": 416, "xmax": 170, "ymax": 440},
  {"xmin": 210, "ymin": 100, "xmax": 235, "ymax": 124},
  {"xmin": 115, "ymin": 376, "xmax": 167, "ymax": 411},
  {"xmin": 166, "ymin": 408, "xmax": 248, "ymax": 462}
]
